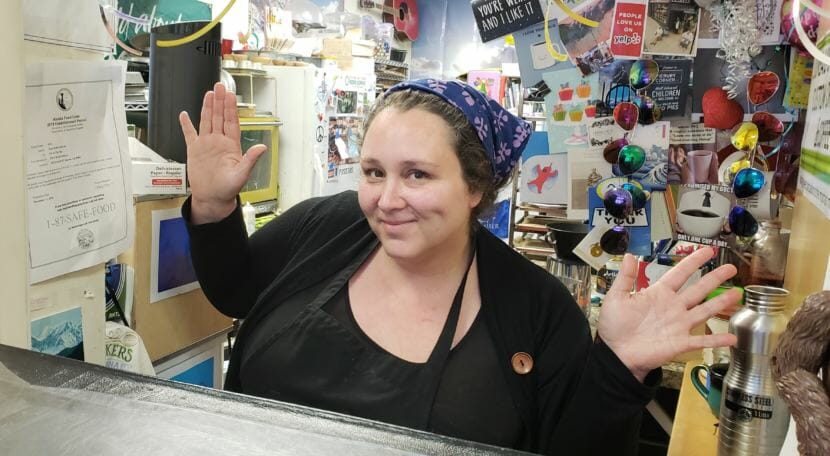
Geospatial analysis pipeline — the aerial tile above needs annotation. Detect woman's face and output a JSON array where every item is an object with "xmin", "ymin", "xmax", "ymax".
[{"xmin": 359, "ymin": 108, "xmax": 483, "ymax": 262}]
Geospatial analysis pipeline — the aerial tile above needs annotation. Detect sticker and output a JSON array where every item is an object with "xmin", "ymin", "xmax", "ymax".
[{"xmin": 723, "ymin": 384, "xmax": 775, "ymax": 420}]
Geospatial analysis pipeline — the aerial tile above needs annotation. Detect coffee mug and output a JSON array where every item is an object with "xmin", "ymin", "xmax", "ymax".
[
  {"xmin": 677, "ymin": 208, "xmax": 724, "ymax": 238},
  {"xmin": 690, "ymin": 362, "xmax": 729, "ymax": 417},
  {"xmin": 687, "ymin": 150, "xmax": 713, "ymax": 184}
]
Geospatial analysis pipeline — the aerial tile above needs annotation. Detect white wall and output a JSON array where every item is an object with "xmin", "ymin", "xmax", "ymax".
[
  {"xmin": 0, "ymin": 0, "xmax": 28, "ymax": 349},
  {"xmin": 0, "ymin": 4, "xmax": 107, "ymax": 365}
]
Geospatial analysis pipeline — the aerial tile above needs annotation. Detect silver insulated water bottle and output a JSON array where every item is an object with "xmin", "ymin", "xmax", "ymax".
[{"xmin": 718, "ymin": 286, "xmax": 791, "ymax": 455}]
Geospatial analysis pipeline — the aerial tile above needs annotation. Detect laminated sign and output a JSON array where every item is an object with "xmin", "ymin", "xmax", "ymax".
[{"xmin": 471, "ymin": 0, "xmax": 545, "ymax": 43}]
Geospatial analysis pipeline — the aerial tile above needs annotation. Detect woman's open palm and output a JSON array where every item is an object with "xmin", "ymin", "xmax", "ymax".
[
  {"xmin": 179, "ymin": 83, "xmax": 266, "ymax": 223},
  {"xmin": 598, "ymin": 249, "xmax": 740, "ymax": 381}
]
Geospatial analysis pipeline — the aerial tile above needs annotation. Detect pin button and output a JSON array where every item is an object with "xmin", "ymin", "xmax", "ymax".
[{"xmin": 511, "ymin": 352, "xmax": 533, "ymax": 374}]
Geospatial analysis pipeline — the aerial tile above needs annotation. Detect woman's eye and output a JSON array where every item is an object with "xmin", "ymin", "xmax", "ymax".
[
  {"xmin": 363, "ymin": 168, "xmax": 384, "ymax": 179},
  {"xmin": 408, "ymin": 170, "xmax": 428, "ymax": 180}
]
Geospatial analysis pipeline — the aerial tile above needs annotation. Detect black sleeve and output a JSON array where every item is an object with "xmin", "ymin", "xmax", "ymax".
[
  {"xmin": 182, "ymin": 197, "xmax": 318, "ymax": 319},
  {"xmin": 534, "ymin": 286, "xmax": 661, "ymax": 455}
]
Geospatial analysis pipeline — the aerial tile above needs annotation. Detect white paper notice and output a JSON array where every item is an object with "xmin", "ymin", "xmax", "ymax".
[
  {"xmin": 24, "ymin": 0, "xmax": 115, "ymax": 54},
  {"xmin": 25, "ymin": 61, "xmax": 134, "ymax": 284}
]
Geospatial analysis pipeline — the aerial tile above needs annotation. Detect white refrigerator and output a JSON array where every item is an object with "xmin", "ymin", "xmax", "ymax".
[
  {"xmin": 265, "ymin": 65, "xmax": 329, "ymax": 211},
  {"xmin": 266, "ymin": 65, "xmax": 375, "ymax": 212}
]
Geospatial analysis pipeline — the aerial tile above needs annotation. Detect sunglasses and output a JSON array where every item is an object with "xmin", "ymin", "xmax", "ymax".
[
  {"xmin": 727, "ymin": 71, "xmax": 783, "ymax": 237},
  {"xmin": 727, "ymin": 168, "xmax": 766, "ymax": 237},
  {"xmin": 603, "ymin": 60, "xmax": 662, "ymax": 123},
  {"xmin": 747, "ymin": 71, "xmax": 784, "ymax": 141},
  {"xmin": 603, "ymin": 60, "xmax": 661, "ymax": 164}
]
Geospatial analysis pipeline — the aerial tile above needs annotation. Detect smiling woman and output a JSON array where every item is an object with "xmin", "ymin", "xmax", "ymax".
[{"xmin": 179, "ymin": 79, "xmax": 740, "ymax": 455}]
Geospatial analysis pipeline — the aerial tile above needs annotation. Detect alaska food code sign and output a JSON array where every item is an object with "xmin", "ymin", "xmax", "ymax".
[{"xmin": 471, "ymin": 0, "xmax": 545, "ymax": 43}]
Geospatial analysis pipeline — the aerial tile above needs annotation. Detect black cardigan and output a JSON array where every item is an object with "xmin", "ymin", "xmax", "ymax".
[{"xmin": 183, "ymin": 191, "xmax": 660, "ymax": 455}]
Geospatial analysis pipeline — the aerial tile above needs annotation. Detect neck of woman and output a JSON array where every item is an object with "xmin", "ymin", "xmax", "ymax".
[{"xmin": 376, "ymin": 228, "xmax": 475, "ymax": 288}]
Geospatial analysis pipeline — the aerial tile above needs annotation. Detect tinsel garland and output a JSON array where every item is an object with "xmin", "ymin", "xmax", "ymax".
[{"xmin": 705, "ymin": 0, "xmax": 763, "ymax": 99}]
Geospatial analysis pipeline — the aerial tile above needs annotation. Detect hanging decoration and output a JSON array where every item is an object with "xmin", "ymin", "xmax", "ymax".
[{"xmin": 702, "ymin": 0, "xmax": 762, "ymax": 99}]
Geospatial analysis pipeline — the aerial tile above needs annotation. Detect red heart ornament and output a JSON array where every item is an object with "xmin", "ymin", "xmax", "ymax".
[{"xmin": 702, "ymin": 87, "xmax": 744, "ymax": 130}]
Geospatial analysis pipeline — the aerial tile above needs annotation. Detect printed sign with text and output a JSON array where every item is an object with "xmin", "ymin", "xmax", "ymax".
[
  {"xmin": 471, "ymin": 0, "xmax": 545, "ymax": 43},
  {"xmin": 610, "ymin": 2, "xmax": 646, "ymax": 59}
]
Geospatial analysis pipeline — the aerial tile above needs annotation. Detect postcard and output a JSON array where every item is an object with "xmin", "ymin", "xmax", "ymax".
[
  {"xmin": 558, "ymin": 0, "xmax": 616, "ymax": 75},
  {"xmin": 641, "ymin": 0, "xmax": 701, "ymax": 57},
  {"xmin": 31, "ymin": 307, "xmax": 84, "ymax": 361}
]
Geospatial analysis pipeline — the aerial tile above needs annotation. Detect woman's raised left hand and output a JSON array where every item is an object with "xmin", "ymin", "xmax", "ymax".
[{"xmin": 598, "ymin": 248, "xmax": 741, "ymax": 382}]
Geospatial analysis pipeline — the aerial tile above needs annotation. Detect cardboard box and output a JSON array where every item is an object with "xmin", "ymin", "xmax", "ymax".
[{"xmin": 322, "ymin": 37, "xmax": 352, "ymax": 59}]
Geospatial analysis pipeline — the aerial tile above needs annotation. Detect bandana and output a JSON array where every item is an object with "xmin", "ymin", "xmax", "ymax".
[{"xmin": 385, "ymin": 79, "xmax": 532, "ymax": 183}]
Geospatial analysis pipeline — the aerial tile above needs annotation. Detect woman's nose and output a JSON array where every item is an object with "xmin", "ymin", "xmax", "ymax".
[{"xmin": 377, "ymin": 179, "xmax": 406, "ymax": 210}]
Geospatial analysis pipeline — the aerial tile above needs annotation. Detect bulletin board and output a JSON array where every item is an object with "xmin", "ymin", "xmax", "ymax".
[{"xmin": 119, "ymin": 196, "xmax": 232, "ymax": 362}]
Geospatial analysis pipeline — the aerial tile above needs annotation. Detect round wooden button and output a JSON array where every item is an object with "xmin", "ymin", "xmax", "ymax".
[{"xmin": 511, "ymin": 352, "xmax": 533, "ymax": 374}]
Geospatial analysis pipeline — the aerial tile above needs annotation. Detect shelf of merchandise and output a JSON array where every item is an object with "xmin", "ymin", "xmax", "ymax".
[
  {"xmin": 375, "ymin": 59, "xmax": 409, "ymax": 93},
  {"xmin": 504, "ymin": 76, "xmax": 567, "ymax": 261}
]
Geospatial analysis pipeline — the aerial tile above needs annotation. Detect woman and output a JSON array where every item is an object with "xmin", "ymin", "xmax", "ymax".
[{"xmin": 179, "ymin": 80, "xmax": 740, "ymax": 454}]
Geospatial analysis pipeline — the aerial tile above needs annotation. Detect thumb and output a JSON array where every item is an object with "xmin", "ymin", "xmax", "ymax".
[
  {"xmin": 607, "ymin": 253, "xmax": 638, "ymax": 298},
  {"xmin": 239, "ymin": 144, "xmax": 267, "ymax": 175}
]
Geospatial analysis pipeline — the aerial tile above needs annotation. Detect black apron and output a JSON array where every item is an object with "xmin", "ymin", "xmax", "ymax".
[{"xmin": 238, "ymin": 247, "xmax": 476, "ymax": 431}]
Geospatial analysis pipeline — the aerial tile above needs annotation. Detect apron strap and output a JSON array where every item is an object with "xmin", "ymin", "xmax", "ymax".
[{"xmin": 420, "ymin": 235, "xmax": 477, "ymax": 428}]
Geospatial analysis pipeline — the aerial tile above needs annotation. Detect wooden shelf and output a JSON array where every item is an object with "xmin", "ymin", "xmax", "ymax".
[
  {"xmin": 517, "ymin": 202, "xmax": 568, "ymax": 215},
  {"xmin": 374, "ymin": 58, "xmax": 408, "ymax": 68},
  {"xmin": 513, "ymin": 238, "xmax": 555, "ymax": 257},
  {"xmin": 515, "ymin": 215, "xmax": 564, "ymax": 234}
]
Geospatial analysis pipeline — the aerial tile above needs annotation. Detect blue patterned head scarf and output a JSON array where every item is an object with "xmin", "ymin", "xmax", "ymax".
[{"xmin": 384, "ymin": 79, "xmax": 532, "ymax": 184}]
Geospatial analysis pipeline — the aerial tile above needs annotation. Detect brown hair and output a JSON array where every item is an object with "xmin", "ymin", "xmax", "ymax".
[{"xmin": 362, "ymin": 89, "xmax": 508, "ymax": 220}]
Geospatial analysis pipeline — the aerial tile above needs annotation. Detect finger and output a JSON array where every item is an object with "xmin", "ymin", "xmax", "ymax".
[
  {"xmin": 238, "ymin": 144, "xmax": 267, "ymax": 177},
  {"xmin": 224, "ymin": 90, "xmax": 241, "ymax": 142},
  {"xmin": 200, "ymin": 91, "xmax": 214, "ymax": 135},
  {"xmin": 179, "ymin": 111, "xmax": 198, "ymax": 147},
  {"xmin": 212, "ymin": 82, "xmax": 226, "ymax": 135},
  {"xmin": 657, "ymin": 247, "xmax": 716, "ymax": 292},
  {"xmin": 687, "ymin": 333, "xmax": 737, "ymax": 351},
  {"xmin": 607, "ymin": 253, "xmax": 637, "ymax": 298},
  {"xmin": 687, "ymin": 288, "xmax": 742, "ymax": 326},
  {"xmin": 679, "ymin": 263, "xmax": 737, "ymax": 309}
]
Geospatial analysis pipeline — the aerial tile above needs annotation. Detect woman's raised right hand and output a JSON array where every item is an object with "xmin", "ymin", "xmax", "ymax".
[{"xmin": 179, "ymin": 82, "xmax": 266, "ymax": 224}]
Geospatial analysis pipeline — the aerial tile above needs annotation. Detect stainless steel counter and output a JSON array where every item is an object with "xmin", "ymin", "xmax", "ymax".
[{"xmin": 0, "ymin": 344, "xmax": 528, "ymax": 456}]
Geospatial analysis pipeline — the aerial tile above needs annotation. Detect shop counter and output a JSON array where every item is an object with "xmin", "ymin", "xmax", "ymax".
[
  {"xmin": 0, "ymin": 344, "xmax": 528, "ymax": 455},
  {"xmin": 667, "ymin": 360, "xmax": 718, "ymax": 455}
]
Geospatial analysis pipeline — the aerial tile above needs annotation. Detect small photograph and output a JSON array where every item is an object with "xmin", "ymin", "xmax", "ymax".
[
  {"xmin": 328, "ymin": 116, "xmax": 363, "ymax": 169},
  {"xmin": 31, "ymin": 307, "xmax": 84, "ymax": 361},
  {"xmin": 628, "ymin": 121, "xmax": 671, "ymax": 189},
  {"xmin": 668, "ymin": 123, "xmax": 718, "ymax": 185},
  {"xmin": 335, "ymin": 90, "xmax": 358, "ymax": 114},
  {"xmin": 674, "ymin": 184, "xmax": 733, "ymax": 247},
  {"xmin": 558, "ymin": 0, "xmax": 616, "ymax": 75},
  {"xmin": 642, "ymin": 0, "xmax": 701, "ymax": 56},
  {"xmin": 669, "ymin": 145, "xmax": 720, "ymax": 185},
  {"xmin": 567, "ymin": 153, "xmax": 613, "ymax": 219}
]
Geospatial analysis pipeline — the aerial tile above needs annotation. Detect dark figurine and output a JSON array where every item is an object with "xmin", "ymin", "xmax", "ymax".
[{"xmin": 771, "ymin": 290, "xmax": 830, "ymax": 456}]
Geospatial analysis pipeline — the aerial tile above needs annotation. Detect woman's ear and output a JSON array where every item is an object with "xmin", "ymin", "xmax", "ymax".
[{"xmin": 469, "ymin": 189, "xmax": 484, "ymax": 210}]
